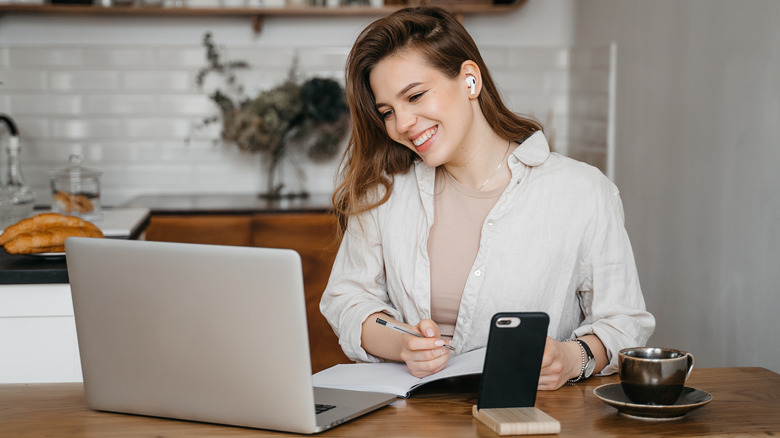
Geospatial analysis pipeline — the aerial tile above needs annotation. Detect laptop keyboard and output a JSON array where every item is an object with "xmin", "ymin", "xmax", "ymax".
[{"xmin": 315, "ymin": 403, "xmax": 336, "ymax": 415}]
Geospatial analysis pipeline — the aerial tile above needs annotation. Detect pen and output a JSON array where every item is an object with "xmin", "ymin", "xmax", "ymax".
[{"xmin": 376, "ymin": 317, "xmax": 455, "ymax": 351}]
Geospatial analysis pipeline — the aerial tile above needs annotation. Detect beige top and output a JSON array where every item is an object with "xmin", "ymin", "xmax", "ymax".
[{"xmin": 428, "ymin": 169, "xmax": 506, "ymax": 337}]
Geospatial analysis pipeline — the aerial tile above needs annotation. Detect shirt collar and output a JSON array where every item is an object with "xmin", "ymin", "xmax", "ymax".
[
  {"xmin": 511, "ymin": 131, "xmax": 551, "ymax": 167},
  {"xmin": 414, "ymin": 130, "xmax": 551, "ymax": 189}
]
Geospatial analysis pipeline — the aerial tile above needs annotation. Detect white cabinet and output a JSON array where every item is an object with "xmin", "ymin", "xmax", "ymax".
[{"xmin": 0, "ymin": 284, "xmax": 83, "ymax": 383}]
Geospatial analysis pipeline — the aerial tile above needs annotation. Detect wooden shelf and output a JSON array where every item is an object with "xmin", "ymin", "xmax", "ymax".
[{"xmin": 0, "ymin": 2, "xmax": 525, "ymax": 33}]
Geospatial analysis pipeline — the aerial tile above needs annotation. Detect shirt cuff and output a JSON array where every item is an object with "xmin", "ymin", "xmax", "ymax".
[{"xmin": 572, "ymin": 315, "xmax": 654, "ymax": 376}]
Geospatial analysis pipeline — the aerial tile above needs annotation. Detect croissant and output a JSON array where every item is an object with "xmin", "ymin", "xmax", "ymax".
[
  {"xmin": 0, "ymin": 213, "xmax": 92, "ymax": 245},
  {"xmin": 3, "ymin": 225, "xmax": 104, "ymax": 254}
]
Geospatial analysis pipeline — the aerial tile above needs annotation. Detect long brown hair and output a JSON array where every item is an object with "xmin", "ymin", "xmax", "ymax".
[{"xmin": 333, "ymin": 6, "xmax": 542, "ymax": 236}]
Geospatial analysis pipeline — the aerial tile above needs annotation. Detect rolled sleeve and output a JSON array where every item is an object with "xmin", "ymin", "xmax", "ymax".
[
  {"xmin": 319, "ymin": 208, "xmax": 402, "ymax": 363},
  {"xmin": 574, "ymin": 183, "xmax": 655, "ymax": 375}
]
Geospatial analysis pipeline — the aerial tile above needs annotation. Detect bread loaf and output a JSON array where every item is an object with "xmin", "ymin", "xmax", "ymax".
[
  {"xmin": 4, "ymin": 225, "xmax": 104, "ymax": 254},
  {"xmin": 0, "ymin": 212, "xmax": 104, "ymax": 254},
  {"xmin": 0, "ymin": 213, "xmax": 89, "ymax": 245}
]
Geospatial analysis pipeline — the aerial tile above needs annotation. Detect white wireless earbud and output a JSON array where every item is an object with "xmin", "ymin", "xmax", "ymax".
[{"xmin": 466, "ymin": 76, "xmax": 477, "ymax": 96}]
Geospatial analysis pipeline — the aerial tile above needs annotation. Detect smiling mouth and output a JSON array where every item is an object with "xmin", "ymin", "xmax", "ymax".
[{"xmin": 412, "ymin": 126, "xmax": 437, "ymax": 147}]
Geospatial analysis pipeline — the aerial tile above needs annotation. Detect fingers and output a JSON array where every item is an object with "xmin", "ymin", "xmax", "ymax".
[
  {"xmin": 402, "ymin": 343, "xmax": 450, "ymax": 378},
  {"xmin": 417, "ymin": 318, "xmax": 441, "ymax": 338},
  {"xmin": 540, "ymin": 337, "xmax": 556, "ymax": 368},
  {"xmin": 400, "ymin": 319, "xmax": 450, "ymax": 378},
  {"xmin": 537, "ymin": 337, "xmax": 569, "ymax": 391},
  {"xmin": 537, "ymin": 374, "xmax": 564, "ymax": 391},
  {"xmin": 400, "ymin": 335, "xmax": 449, "ymax": 361}
]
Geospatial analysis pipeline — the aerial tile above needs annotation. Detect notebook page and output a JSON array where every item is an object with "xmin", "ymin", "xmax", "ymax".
[{"xmin": 313, "ymin": 348, "xmax": 485, "ymax": 397}]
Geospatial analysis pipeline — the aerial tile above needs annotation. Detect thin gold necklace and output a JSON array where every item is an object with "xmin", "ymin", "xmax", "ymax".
[{"xmin": 477, "ymin": 141, "xmax": 512, "ymax": 191}]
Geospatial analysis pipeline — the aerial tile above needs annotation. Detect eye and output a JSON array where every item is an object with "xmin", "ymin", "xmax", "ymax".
[
  {"xmin": 380, "ymin": 109, "xmax": 394, "ymax": 121},
  {"xmin": 409, "ymin": 91, "xmax": 425, "ymax": 102}
]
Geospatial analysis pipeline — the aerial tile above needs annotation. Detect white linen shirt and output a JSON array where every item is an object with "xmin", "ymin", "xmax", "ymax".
[{"xmin": 320, "ymin": 132, "xmax": 655, "ymax": 375}]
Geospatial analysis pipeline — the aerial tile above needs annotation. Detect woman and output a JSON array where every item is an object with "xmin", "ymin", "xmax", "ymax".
[{"xmin": 320, "ymin": 7, "xmax": 654, "ymax": 390}]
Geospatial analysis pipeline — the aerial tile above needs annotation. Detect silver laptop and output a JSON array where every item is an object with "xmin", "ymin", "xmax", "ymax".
[{"xmin": 65, "ymin": 237, "xmax": 396, "ymax": 434}]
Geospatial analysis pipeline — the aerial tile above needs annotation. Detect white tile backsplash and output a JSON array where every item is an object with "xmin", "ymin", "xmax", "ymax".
[
  {"xmin": 50, "ymin": 119, "xmax": 124, "ymax": 140},
  {"xmin": 124, "ymin": 118, "xmax": 193, "ymax": 139},
  {"xmin": 566, "ymin": 45, "xmax": 613, "ymax": 177},
  {"xmin": 569, "ymin": 46, "xmax": 612, "ymax": 70},
  {"xmin": 9, "ymin": 117, "xmax": 48, "ymax": 140},
  {"xmin": 224, "ymin": 47, "xmax": 298, "ymax": 69},
  {"xmin": 84, "ymin": 95, "xmax": 156, "ymax": 116},
  {"xmin": 302, "ymin": 70, "xmax": 345, "ymax": 82},
  {"xmin": 506, "ymin": 47, "xmax": 569, "ymax": 70},
  {"xmin": 155, "ymin": 47, "xmax": 208, "ymax": 69},
  {"xmin": 8, "ymin": 48, "xmax": 84, "ymax": 68},
  {"xmin": 19, "ymin": 140, "xmax": 80, "ymax": 163},
  {"xmin": 83, "ymin": 48, "xmax": 156, "ymax": 69},
  {"xmin": 479, "ymin": 47, "xmax": 510, "ymax": 70},
  {"xmin": 10, "ymin": 95, "xmax": 82, "ymax": 116},
  {"xmin": 0, "ymin": 95, "xmax": 10, "ymax": 113},
  {"xmin": 156, "ymin": 95, "xmax": 216, "ymax": 116},
  {"xmin": 493, "ymin": 71, "xmax": 549, "ymax": 92},
  {"xmin": 0, "ymin": 70, "xmax": 48, "ymax": 91},
  {"xmin": 297, "ymin": 47, "xmax": 350, "ymax": 70},
  {"xmin": 0, "ymin": 43, "xmax": 613, "ymax": 206},
  {"xmin": 122, "ymin": 71, "xmax": 192, "ymax": 92},
  {"xmin": 49, "ymin": 71, "xmax": 121, "ymax": 92}
]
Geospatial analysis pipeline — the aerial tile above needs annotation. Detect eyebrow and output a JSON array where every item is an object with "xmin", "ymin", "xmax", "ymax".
[{"xmin": 375, "ymin": 82, "xmax": 423, "ymax": 109}]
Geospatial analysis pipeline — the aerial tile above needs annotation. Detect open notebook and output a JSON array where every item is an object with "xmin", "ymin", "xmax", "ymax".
[{"xmin": 313, "ymin": 347, "xmax": 486, "ymax": 398}]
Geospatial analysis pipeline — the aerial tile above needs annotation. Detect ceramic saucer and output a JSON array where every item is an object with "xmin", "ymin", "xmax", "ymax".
[{"xmin": 594, "ymin": 383, "xmax": 712, "ymax": 420}]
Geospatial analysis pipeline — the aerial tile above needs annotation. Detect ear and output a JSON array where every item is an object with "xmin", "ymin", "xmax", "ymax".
[{"xmin": 460, "ymin": 60, "xmax": 482, "ymax": 99}]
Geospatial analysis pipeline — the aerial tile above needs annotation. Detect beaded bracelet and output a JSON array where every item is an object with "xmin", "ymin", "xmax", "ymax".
[{"xmin": 566, "ymin": 339, "xmax": 587, "ymax": 384}]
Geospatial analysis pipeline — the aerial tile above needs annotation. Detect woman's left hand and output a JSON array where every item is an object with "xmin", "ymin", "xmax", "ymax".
[{"xmin": 537, "ymin": 337, "xmax": 581, "ymax": 390}]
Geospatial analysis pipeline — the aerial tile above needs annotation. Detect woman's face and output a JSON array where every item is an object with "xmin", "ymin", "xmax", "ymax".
[{"xmin": 369, "ymin": 49, "xmax": 476, "ymax": 168}]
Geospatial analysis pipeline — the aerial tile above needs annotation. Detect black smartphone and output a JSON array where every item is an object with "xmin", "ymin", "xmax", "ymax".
[{"xmin": 477, "ymin": 312, "xmax": 550, "ymax": 410}]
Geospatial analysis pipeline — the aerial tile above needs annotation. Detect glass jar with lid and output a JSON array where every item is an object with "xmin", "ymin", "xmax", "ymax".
[{"xmin": 50, "ymin": 154, "xmax": 103, "ymax": 221}]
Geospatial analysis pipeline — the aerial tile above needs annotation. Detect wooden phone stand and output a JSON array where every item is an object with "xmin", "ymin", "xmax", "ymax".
[{"xmin": 472, "ymin": 405, "xmax": 561, "ymax": 435}]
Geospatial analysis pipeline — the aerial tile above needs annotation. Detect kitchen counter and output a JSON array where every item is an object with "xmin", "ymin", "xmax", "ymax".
[
  {"xmin": 0, "ymin": 208, "xmax": 151, "ymax": 383},
  {"xmin": 121, "ymin": 193, "xmax": 333, "ymax": 215},
  {"xmin": 0, "ymin": 208, "xmax": 150, "ymax": 285}
]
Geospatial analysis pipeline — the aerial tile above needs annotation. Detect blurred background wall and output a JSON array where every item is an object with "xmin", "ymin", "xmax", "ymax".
[{"xmin": 571, "ymin": 0, "xmax": 779, "ymax": 372}]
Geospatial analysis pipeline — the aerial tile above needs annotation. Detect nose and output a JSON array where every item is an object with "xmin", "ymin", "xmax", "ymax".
[{"xmin": 393, "ymin": 107, "xmax": 417, "ymax": 134}]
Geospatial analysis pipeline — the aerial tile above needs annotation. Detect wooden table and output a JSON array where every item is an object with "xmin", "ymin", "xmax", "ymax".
[{"xmin": 1, "ymin": 367, "xmax": 778, "ymax": 437}]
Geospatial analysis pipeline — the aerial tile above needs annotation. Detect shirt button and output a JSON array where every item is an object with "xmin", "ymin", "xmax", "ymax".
[
  {"xmin": 487, "ymin": 219, "xmax": 495, "ymax": 226},
  {"xmin": 474, "ymin": 269, "xmax": 482, "ymax": 277}
]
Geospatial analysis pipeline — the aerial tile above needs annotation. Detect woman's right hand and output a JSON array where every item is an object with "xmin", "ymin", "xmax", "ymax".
[
  {"xmin": 361, "ymin": 313, "xmax": 451, "ymax": 378},
  {"xmin": 399, "ymin": 319, "xmax": 451, "ymax": 378}
]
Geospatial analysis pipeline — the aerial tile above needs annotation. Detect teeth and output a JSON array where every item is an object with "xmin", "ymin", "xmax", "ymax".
[{"xmin": 413, "ymin": 127, "xmax": 436, "ymax": 147}]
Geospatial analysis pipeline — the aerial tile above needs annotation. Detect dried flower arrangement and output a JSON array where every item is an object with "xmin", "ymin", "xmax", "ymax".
[{"xmin": 196, "ymin": 33, "xmax": 349, "ymax": 199}]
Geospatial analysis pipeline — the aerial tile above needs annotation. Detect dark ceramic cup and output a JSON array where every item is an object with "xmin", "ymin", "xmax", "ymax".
[{"xmin": 618, "ymin": 347, "xmax": 694, "ymax": 405}]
